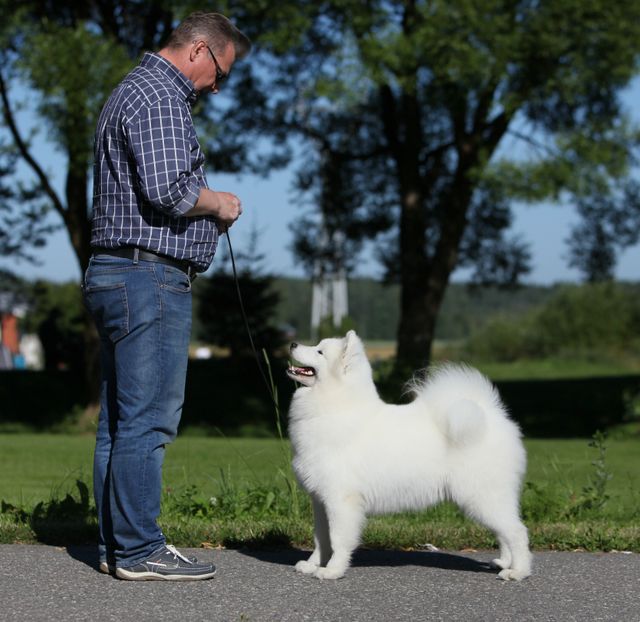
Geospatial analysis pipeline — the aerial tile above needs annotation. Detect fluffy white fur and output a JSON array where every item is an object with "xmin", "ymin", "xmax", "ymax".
[{"xmin": 286, "ymin": 330, "xmax": 532, "ymax": 581}]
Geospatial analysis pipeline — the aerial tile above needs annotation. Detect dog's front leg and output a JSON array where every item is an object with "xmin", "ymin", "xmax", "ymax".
[
  {"xmin": 296, "ymin": 494, "xmax": 331, "ymax": 575},
  {"xmin": 314, "ymin": 494, "xmax": 365, "ymax": 580}
]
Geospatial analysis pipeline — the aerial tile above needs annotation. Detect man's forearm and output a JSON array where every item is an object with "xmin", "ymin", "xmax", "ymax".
[
  {"xmin": 184, "ymin": 187, "xmax": 242, "ymax": 227},
  {"xmin": 184, "ymin": 188, "xmax": 222, "ymax": 217}
]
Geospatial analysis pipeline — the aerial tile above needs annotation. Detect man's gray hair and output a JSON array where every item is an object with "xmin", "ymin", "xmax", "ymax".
[{"xmin": 167, "ymin": 12, "xmax": 251, "ymax": 59}]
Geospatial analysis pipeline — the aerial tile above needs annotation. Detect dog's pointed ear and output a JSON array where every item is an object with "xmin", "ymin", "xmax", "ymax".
[
  {"xmin": 343, "ymin": 330, "xmax": 361, "ymax": 352},
  {"xmin": 342, "ymin": 330, "xmax": 364, "ymax": 373}
]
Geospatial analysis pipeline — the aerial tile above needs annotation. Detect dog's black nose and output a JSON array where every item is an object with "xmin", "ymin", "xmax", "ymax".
[{"xmin": 291, "ymin": 342, "xmax": 298, "ymax": 349}]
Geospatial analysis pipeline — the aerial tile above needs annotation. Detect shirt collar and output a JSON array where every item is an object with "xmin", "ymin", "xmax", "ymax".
[{"xmin": 140, "ymin": 52, "xmax": 198, "ymax": 105}]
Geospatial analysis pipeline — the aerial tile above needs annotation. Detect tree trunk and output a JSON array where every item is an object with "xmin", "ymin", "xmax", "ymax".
[
  {"xmin": 394, "ymin": 150, "xmax": 476, "ymax": 375},
  {"xmin": 393, "ymin": 84, "xmax": 511, "ymax": 375},
  {"xmin": 394, "ymin": 187, "xmax": 433, "ymax": 375}
]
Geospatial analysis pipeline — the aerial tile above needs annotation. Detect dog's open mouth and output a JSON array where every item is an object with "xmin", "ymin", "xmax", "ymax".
[
  {"xmin": 287, "ymin": 359, "xmax": 317, "ymax": 385},
  {"xmin": 287, "ymin": 364, "xmax": 316, "ymax": 378}
]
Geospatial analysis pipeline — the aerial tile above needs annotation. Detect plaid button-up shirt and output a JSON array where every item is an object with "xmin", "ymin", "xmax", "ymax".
[{"xmin": 91, "ymin": 52, "xmax": 218, "ymax": 271}]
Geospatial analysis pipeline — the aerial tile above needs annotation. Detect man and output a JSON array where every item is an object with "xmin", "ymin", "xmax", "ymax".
[{"xmin": 84, "ymin": 12, "xmax": 251, "ymax": 581}]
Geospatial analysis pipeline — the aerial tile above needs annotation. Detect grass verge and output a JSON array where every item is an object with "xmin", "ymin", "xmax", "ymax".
[{"xmin": 1, "ymin": 433, "xmax": 639, "ymax": 551}]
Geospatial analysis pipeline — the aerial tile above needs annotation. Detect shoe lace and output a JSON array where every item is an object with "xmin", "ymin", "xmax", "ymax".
[{"xmin": 166, "ymin": 544, "xmax": 193, "ymax": 564}]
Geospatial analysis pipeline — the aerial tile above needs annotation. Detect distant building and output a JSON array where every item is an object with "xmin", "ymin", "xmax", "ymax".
[{"xmin": 0, "ymin": 293, "xmax": 42, "ymax": 370}]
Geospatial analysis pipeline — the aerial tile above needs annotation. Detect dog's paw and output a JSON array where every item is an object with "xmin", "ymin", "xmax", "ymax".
[
  {"xmin": 314, "ymin": 566, "xmax": 346, "ymax": 580},
  {"xmin": 295, "ymin": 560, "xmax": 319, "ymax": 575},
  {"xmin": 498, "ymin": 567, "xmax": 531, "ymax": 581}
]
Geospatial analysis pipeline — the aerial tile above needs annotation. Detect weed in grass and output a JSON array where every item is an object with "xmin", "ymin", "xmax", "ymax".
[
  {"xmin": 521, "ymin": 481, "xmax": 565, "ymax": 522},
  {"xmin": 163, "ymin": 466, "xmax": 310, "ymax": 523},
  {"xmin": 0, "ymin": 500, "xmax": 31, "ymax": 523},
  {"xmin": 32, "ymin": 479, "xmax": 93, "ymax": 523},
  {"xmin": 564, "ymin": 431, "xmax": 612, "ymax": 519}
]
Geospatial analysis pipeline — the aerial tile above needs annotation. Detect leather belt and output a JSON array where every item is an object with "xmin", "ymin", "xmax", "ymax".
[{"xmin": 92, "ymin": 247, "xmax": 197, "ymax": 279}]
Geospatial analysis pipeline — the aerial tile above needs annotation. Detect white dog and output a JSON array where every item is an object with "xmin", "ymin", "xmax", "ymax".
[{"xmin": 286, "ymin": 331, "xmax": 532, "ymax": 581}]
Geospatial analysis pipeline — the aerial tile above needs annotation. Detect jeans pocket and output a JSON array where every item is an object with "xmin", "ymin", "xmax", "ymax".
[
  {"xmin": 84, "ymin": 283, "xmax": 130, "ymax": 343},
  {"xmin": 161, "ymin": 266, "xmax": 192, "ymax": 294}
]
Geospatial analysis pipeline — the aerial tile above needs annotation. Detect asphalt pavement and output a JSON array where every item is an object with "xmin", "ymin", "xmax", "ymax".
[{"xmin": 0, "ymin": 545, "xmax": 638, "ymax": 621}]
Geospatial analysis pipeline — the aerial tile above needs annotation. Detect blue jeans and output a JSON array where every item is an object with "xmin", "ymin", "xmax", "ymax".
[{"xmin": 83, "ymin": 254, "xmax": 192, "ymax": 567}]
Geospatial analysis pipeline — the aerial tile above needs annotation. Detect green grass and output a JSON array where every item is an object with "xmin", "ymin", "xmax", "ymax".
[
  {"xmin": 0, "ymin": 435, "xmax": 288, "ymax": 505},
  {"xmin": 472, "ymin": 358, "xmax": 640, "ymax": 381},
  {"xmin": 1, "ymin": 433, "xmax": 639, "ymax": 551}
]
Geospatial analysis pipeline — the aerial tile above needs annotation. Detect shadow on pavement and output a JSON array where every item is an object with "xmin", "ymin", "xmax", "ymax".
[
  {"xmin": 240, "ymin": 548, "xmax": 497, "ymax": 575},
  {"xmin": 66, "ymin": 545, "xmax": 102, "ymax": 572},
  {"xmin": 63, "ymin": 545, "xmax": 497, "ymax": 577}
]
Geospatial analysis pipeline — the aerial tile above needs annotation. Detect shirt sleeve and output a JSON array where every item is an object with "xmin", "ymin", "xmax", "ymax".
[{"xmin": 126, "ymin": 97, "xmax": 202, "ymax": 218}]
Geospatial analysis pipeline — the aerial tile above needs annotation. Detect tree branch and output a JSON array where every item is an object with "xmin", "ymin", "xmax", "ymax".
[
  {"xmin": 505, "ymin": 128, "xmax": 558, "ymax": 158},
  {"xmin": 0, "ymin": 70, "xmax": 66, "ymax": 221}
]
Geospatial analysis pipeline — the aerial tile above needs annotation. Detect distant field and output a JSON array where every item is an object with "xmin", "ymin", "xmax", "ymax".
[
  {"xmin": 361, "ymin": 339, "xmax": 640, "ymax": 380},
  {"xmin": 363, "ymin": 340, "xmax": 396, "ymax": 360}
]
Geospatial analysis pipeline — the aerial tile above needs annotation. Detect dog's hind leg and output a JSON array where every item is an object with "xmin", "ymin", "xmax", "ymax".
[
  {"xmin": 491, "ymin": 535, "xmax": 513, "ymax": 571},
  {"xmin": 314, "ymin": 494, "xmax": 365, "ymax": 580},
  {"xmin": 296, "ymin": 495, "xmax": 331, "ymax": 575},
  {"xmin": 474, "ymin": 507, "xmax": 532, "ymax": 581},
  {"xmin": 492, "ymin": 519, "xmax": 531, "ymax": 581}
]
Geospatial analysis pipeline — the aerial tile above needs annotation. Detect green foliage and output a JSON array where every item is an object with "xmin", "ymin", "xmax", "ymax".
[
  {"xmin": 567, "ymin": 180, "xmax": 640, "ymax": 282},
  {"xmin": 464, "ymin": 314, "xmax": 537, "ymax": 362},
  {"xmin": 163, "ymin": 469, "xmax": 309, "ymax": 522},
  {"xmin": 316, "ymin": 314, "xmax": 357, "ymax": 340},
  {"xmin": 19, "ymin": 23, "xmax": 132, "ymax": 162},
  {"xmin": 270, "ymin": 277, "xmax": 559, "ymax": 343},
  {"xmin": 522, "ymin": 432, "xmax": 614, "ymax": 522},
  {"xmin": 31, "ymin": 479, "xmax": 92, "ymax": 524},
  {"xmin": 0, "ymin": 1, "xmax": 181, "ymax": 272},
  {"xmin": 466, "ymin": 282, "xmax": 640, "ymax": 361},
  {"xmin": 564, "ymin": 431, "xmax": 612, "ymax": 518},
  {"xmin": 231, "ymin": 0, "xmax": 640, "ymax": 370},
  {"xmin": 0, "ymin": 478, "xmax": 96, "ymax": 544}
]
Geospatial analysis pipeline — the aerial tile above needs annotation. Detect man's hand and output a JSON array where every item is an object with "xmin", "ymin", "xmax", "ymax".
[{"xmin": 185, "ymin": 188, "xmax": 242, "ymax": 230}]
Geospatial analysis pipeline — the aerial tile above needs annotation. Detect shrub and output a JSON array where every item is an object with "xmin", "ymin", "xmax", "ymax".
[
  {"xmin": 466, "ymin": 315, "xmax": 536, "ymax": 362},
  {"xmin": 465, "ymin": 282, "xmax": 640, "ymax": 361},
  {"xmin": 529, "ymin": 283, "xmax": 639, "ymax": 356}
]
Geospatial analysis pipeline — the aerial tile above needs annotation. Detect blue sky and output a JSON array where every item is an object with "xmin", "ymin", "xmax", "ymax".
[{"xmin": 1, "ymin": 77, "xmax": 639, "ymax": 286}]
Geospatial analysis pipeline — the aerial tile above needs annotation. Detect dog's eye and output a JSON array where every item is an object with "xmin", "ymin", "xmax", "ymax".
[{"xmin": 317, "ymin": 350, "xmax": 323, "ymax": 355}]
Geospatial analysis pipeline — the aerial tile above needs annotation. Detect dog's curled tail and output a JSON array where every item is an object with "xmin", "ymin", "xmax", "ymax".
[{"xmin": 406, "ymin": 364, "xmax": 508, "ymax": 446}]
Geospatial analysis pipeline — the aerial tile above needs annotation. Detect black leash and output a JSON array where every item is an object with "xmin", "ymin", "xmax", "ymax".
[{"xmin": 223, "ymin": 230, "xmax": 281, "ymax": 411}]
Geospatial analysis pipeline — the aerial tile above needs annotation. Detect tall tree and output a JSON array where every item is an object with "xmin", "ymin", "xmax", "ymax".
[
  {"xmin": 227, "ymin": 0, "xmax": 640, "ymax": 372},
  {"xmin": 567, "ymin": 181, "xmax": 640, "ymax": 282}
]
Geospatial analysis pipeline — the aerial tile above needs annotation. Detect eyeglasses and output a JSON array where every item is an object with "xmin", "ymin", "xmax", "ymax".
[{"xmin": 205, "ymin": 44, "xmax": 229, "ymax": 86}]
